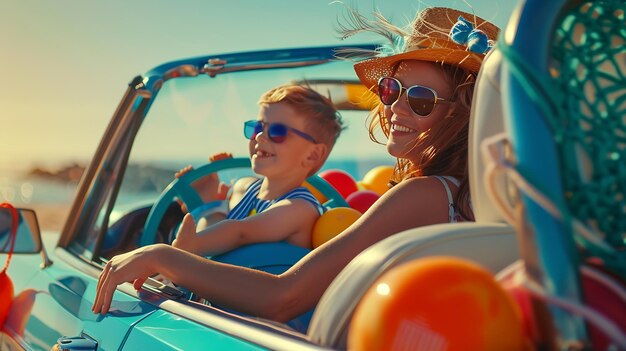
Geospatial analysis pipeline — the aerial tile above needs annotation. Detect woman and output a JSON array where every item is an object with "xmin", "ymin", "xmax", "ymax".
[{"xmin": 93, "ymin": 7, "xmax": 499, "ymax": 323}]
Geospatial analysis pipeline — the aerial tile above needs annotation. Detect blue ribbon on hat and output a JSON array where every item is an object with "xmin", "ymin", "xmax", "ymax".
[{"xmin": 449, "ymin": 16, "xmax": 492, "ymax": 54}]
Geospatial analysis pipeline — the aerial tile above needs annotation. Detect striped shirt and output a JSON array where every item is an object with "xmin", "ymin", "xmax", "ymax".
[{"xmin": 226, "ymin": 178, "xmax": 324, "ymax": 220}]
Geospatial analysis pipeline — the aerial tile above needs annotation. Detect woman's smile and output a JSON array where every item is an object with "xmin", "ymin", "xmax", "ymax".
[{"xmin": 390, "ymin": 122, "xmax": 417, "ymax": 134}]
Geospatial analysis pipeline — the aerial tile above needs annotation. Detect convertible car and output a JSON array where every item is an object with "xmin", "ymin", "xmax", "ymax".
[
  {"xmin": 0, "ymin": 41, "xmax": 396, "ymax": 350},
  {"xmin": 2, "ymin": 0, "xmax": 626, "ymax": 350}
]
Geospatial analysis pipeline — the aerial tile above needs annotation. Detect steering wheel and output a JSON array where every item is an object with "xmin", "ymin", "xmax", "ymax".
[
  {"xmin": 140, "ymin": 157, "xmax": 250, "ymax": 246},
  {"xmin": 139, "ymin": 157, "xmax": 348, "ymax": 246}
]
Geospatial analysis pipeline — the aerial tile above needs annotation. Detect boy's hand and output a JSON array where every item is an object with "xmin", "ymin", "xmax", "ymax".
[
  {"xmin": 175, "ymin": 164, "xmax": 222, "ymax": 203},
  {"xmin": 207, "ymin": 152, "xmax": 233, "ymax": 201},
  {"xmin": 171, "ymin": 214, "xmax": 198, "ymax": 254},
  {"xmin": 209, "ymin": 152, "xmax": 233, "ymax": 162},
  {"xmin": 174, "ymin": 152, "xmax": 233, "ymax": 212}
]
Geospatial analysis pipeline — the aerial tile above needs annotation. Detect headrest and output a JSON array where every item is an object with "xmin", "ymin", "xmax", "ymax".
[{"xmin": 468, "ymin": 48, "xmax": 509, "ymax": 223}]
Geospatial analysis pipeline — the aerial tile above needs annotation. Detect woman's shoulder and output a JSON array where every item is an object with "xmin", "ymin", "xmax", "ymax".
[
  {"xmin": 394, "ymin": 176, "xmax": 464, "ymax": 223},
  {"xmin": 378, "ymin": 176, "xmax": 447, "ymax": 204},
  {"xmin": 395, "ymin": 175, "xmax": 453, "ymax": 191},
  {"xmin": 389, "ymin": 176, "xmax": 454, "ymax": 205},
  {"xmin": 359, "ymin": 176, "xmax": 453, "ymax": 229},
  {"xmin": 435, "ymin": 175, "xmax": 460, "ymax": 186}
]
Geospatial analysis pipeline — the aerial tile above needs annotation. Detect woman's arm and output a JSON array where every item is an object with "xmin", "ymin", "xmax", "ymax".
[
  {"xmin": 92, "ymin": 243, "xmax": 286, "ymax": 317},
  {"xmin": 275, "ymin": 176, "xmax": 453, "ymax": 319},
  {"xmin": 93, "ymin": 176, "xmax": 452, "ymax": 321}
]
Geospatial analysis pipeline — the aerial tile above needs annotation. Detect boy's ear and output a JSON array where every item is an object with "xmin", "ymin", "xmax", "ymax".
[{"xmin": 303, "ymin": 143, "xmax": 327, "ymax": 168}]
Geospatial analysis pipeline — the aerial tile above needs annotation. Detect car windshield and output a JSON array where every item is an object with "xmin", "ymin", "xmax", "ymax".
[
  {"xmin": 92, "ymin": 54, "xmax": 395, "ymax": 258},
  {"xmin": 129, "ymin": 61, "xmax": 390, "ymax": 188}
]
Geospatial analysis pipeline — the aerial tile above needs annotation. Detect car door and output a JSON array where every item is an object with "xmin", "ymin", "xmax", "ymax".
[
  {"xmin": 4, "ymin": 232, "xmax": 284, "ymax": 351},
  {"xmin": 2, "ymin": 214, "xmax": 157, "ymax": 351}
]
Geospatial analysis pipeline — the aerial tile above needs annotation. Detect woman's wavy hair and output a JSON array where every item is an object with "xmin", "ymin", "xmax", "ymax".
[{"xmin": 368, "ymin": 63, "xmax": 476, "ymax": 220}]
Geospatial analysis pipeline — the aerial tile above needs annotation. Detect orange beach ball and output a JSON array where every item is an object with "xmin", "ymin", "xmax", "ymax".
[{"xmin": 348, "ymin": 257, "xmax": 526, "ymax": 351}]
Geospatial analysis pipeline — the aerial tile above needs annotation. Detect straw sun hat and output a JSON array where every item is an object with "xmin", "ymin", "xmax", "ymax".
[{"xmin": 350, "ymin": 7, "xmax": 500, "ymax": 90}]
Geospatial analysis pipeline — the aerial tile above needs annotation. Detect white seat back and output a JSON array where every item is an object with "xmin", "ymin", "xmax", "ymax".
[{"xmin": 468, "ymin": 49, "xmax": 510, "ymax": 222}]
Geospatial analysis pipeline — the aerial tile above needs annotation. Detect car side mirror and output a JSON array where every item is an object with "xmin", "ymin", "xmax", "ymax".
[{"xmin": 0, "ymin": 207, "xmax": 43, "ymax": 254}]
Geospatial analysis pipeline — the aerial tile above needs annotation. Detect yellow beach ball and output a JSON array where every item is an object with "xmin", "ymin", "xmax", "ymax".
[
  {"xmin": 361, "ymin": 166, "xmax": 394, "ymax": 196},
  {"xmin": 312, "ymin": 207, "xmax": 361, "ymax": 248}
]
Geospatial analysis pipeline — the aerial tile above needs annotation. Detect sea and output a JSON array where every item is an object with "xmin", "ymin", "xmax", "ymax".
[
  {"xmin": 0, "ymin": 170, "xmax": 77, "ymax": 207},
  {"xmin": 0, "ymin": 158, "xmax": 393, "ymax": 213}
]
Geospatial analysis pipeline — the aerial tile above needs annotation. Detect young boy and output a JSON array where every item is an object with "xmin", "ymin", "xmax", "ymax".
[{"xmin": 172, "ymin": 84, "xmax": 343, "ymax": 257}]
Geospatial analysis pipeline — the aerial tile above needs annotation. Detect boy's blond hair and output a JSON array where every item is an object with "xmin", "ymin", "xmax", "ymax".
[{"xmin": 258, "ymin": 85, "xmax": 344, "ymax": 174}]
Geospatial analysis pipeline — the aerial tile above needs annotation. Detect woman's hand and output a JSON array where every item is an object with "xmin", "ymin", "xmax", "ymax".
[{"xmin": 92, "ymin": 244, "xmax": 165, "ymax": 315}]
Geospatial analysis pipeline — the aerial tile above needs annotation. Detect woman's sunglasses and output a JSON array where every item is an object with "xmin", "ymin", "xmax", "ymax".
[
  {"xmin": 243, "ymin": 120, "xmax": 317, "ymax": 144},
  {"xmin": 377, "ymin": 77, "xmax": 451, "ymax": 116}
]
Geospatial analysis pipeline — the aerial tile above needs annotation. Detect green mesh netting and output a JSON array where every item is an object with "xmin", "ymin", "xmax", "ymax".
[
  {"xmin": 549, "ymin": 1, "xmax": 626, "ymax": 251},
  {"xmin": 498, "ymin": 0, "xmax": 626, "ymax": 276}
]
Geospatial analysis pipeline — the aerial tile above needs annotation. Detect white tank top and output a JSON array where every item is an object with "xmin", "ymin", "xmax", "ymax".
[{"xmin": 433, "ymin": 175, "xmax": 462, "ymax": 223}]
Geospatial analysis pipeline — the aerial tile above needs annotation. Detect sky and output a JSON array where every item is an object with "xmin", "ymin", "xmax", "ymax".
[{"xmin": 0, "ymin": 0, "xmax": 518, "ymax": 171}]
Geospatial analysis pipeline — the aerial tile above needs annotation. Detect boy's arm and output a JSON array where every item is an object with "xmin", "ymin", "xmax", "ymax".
[
  {"xmin": 194, "ymin": 176, "xmax": 257, "ymax": 231},
  {"xmin": 173, "ymin": 198, "xmax": 319, "ymax": 256}
]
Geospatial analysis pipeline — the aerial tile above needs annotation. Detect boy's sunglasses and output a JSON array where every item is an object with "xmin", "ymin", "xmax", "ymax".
[
  {"xmin": 243, "ymin": 120, "xmax": 317, "ymax": 144},
  {"xmin": 377, "ymin": 77, "xmax": 451, "ymax": 117}
]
